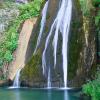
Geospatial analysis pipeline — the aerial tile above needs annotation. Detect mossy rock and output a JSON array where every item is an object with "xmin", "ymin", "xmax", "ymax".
[
  {"xmin": 68, "ymin": 0, "xmax": 83, "ymax": 80},
  {"xmin": 20, "ymin": 51, "xmax": 46, "ymax": 87}
]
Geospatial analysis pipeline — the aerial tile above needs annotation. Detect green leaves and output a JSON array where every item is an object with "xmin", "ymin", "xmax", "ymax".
[
  {"xmin": 19, "ymin": 0, "xmax": 43, "ymax": 19},
  {"xmin": 5, "ymin": 40, "xmax": 18, "ymax": 51},
  {"xmin": 83, "ymin": 82, "xmax": 92, "ymax": 95},
  {"xmin": 79, "ymin": 0, "xmax": 93, "ymax": 16},
  {"xmin": 4, "ymin": 51, "xmax": 13, "ymax": 62},
  {"xmin": 93, "ymin": 0, "xmax": 100, "ymax": 4},
  {"xmin": 95, "ymin": 11, "xmax": 100, "ymax": 26},
  {"xmin": 82, "ymin": 71, "xmax": 100, "ymax": 100}
]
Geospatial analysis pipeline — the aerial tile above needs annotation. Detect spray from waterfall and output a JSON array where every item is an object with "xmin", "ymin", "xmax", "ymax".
[
  {"xmin": 47, "ymin": 68, "xmax": 51, "ymax": 88},
  {"xmin": 34, "ymin": 0, "xmax": 49, "ymax": 54},
  {"xmin": 13, "ymin": 68, "xmax": 22, "ymax": 88}
]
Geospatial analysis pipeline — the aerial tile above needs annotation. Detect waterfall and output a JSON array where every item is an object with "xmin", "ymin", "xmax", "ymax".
[
  {"xmin": 34, "ymin": 0, "xmax": 49, "ymax": 54},
  {"xmin": 42, "ymin": 0, "xmax": 72, "ymax": 88},
  {"xmin": 47, "ymin": 68, "xmax": 51, "ymax": 88},
  {"xmin": 61, "ymin": 0, "xmax": 72, "ymax": 88},
  {"xmin": 13, "ymin": 69, "xmax": 22, "ymax": 88},
  {"xmin": 35, "ymin": 0, "xmax": 72, "ymax": 88}
]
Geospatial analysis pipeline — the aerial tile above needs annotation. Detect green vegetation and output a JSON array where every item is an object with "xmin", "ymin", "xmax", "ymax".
[
  {"xmin": 0, "ymin": 0, "xmax": 44, "ymax": 69},
  {"xmin": 95, "ymin": 11, "xmax": 100, "ymax": 27},
  {"xmin": 68, "ymin": 20, "xmax": 83, "ymax": 79},
  {"xmin": 93, "ymin": 0, "xmax": 100, "ymax": 6},
  {"xmin": 18, "ymin": 0, "xmax": 43, "ymax": 20},
  {"xmin": 82, "ymin": 70, "xmax": 100, "ymax": 100},
  {"xmin": 96, "ymin": 5, "xmax": 100, "ymax": 55},
  {"xmin": 82, "ymin": 0, "xmax": 100, "ymax": 100},
  {"xmin": 79, "ymin": 0, "xmax": 93, "ymax": 16},
  {"xmin": 95, "ymin": 4, "xmax": 100, "ymax": 35}
]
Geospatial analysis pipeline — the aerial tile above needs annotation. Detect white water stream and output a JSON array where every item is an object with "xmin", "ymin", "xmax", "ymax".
[
  {"xmin": 13, "ymin": 68, "xmax": 22, "ymax": 88},
  {"xmin": 34, "ymin": 0, "xmax": 72, "ymax": 88},
  {"xmin": 34, "ymin": 1, "xmax": 49, "ymax": 54},
  {"xmin": 47, "ymin": 68, "xmax": 51, "ymax": 88}
]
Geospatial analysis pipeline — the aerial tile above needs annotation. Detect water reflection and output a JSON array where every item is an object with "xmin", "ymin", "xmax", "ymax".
[
  {"xmin": 0, "ymin": 88, "xmax": 80, "ymax": 100},
  {"xmin": 47, "ymin": 90, "xmax": 52, "ymax": 100},
  {"xmin": 15, "ymin": 90, "xmax": 20, "ymax": 100},
  {"xmin": 10, "ymin": 89, "xmax": 20, "ymax": 100},
  {"xmin": 64, "ymin": 90, "xmax": 69, "ymax": 100}
]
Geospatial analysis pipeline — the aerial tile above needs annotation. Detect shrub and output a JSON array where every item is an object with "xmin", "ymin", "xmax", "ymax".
[
  {"xmin": 4, "ymin": 51, "xmax": 13, "ymax": 62},
  {"xmin": 82, "ymin": 71, "xmax": 100, "ymax": 100}
]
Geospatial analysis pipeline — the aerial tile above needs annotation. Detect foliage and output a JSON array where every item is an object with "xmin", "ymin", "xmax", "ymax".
[
  {"xmin": 95, "ymin": 11, "xmax": 100, "ymax": 46},
  {"xmin": 93, "ymin": 0, "xmax": 100, "ymax": 2},
  {"xmin": 95, "ymin": 1, "xmax": 100, "ymax": 57},
  {"xmin": 0, "ymin": 0, "xmax": 43, "ymax": 68},
  {"xmin": 93, "ymin": 0, "xmax": 100, "ymax": 6},
  {"xmin": 82, "ymin": 71, "xmax": 100, "ymax": 100},
  {"xmin": 95, "ymin": 0, "xmax": 100, "ymax": 31},
  {"xmin": 95, "ymin": 11, "xmax": 100, "ymax": 26},
  {"xmin": 4, "ymin": 51, "xmax": 13, "ymax": 62},
  {"xmin": 68, "ymin": 20, "xmax": 83, "ymax": 79},
  {"xmin": 18, "ymin": 0, "xmax": 43, "ymax": 20},
  {"xmin": 79, "ymin": 0, "xmax": 93, "ymax": 16}
]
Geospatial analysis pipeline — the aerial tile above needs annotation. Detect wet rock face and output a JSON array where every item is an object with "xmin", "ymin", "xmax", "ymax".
[
  {"xmin": 20, "ymin": 52, "xmax": 46, "ymax": 88},
  {"xmin": 0, "ymin": 80, "xmax": 12, "ymax": 87},
  {"xmin": 68, "ymin": 0, "xmax": 96, "ymax": 87}
]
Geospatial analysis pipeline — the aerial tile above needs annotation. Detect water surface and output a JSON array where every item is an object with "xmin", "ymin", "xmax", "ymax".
[{"xmin": 0, "ymin": 88, "xmax": 81, "ymax": 100}]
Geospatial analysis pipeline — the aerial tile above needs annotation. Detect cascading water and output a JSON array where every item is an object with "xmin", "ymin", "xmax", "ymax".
[
  {"xmin": 47, "ymin": 68, "xmax": 51, "ymax": 88},
  {"xmin": 13, "ymin": 68, "xmax": 22, "ymax": 88},
  {"xmin": 35, "ymin": 0, "xmax": 72, "ymax": 88},
  {"xmin": 42, "ymin": 0, "xmax": 72, "ymax": 88},
  {"xmin": 34, "ymin": 0, "xmax": 49, "ymax": 54},
  {"xmin": 61, "ymin": 0, "xmax": 72, "ymax": 88}
]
